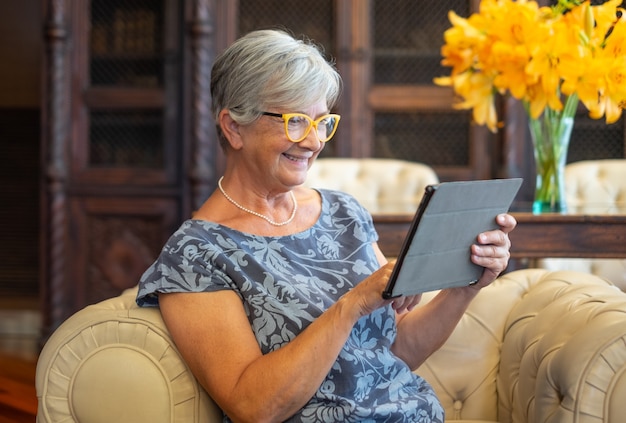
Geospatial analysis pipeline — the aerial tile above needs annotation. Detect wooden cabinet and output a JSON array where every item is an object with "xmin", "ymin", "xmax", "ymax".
[
  {"xmin": 41, "ymin": 0, "xmax": 625, "ymax": 337},
  {"xmin": 231, "ymin": 0, "xmax": 494, "ymax": 181},
  {"xmin": 40, "ymin": 0, "xmax": 219, "ymax": 336}
]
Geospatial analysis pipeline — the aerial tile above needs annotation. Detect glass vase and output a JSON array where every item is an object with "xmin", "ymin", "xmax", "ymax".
[{"xmin": 527, "ymin": 98, "xmax": 577, "ymax": 214}]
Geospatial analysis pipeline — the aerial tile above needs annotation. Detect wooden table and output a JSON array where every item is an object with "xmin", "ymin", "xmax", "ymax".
[{"xmin": 373, "ymin": 212, "xmax": 626, "ymax": 259}]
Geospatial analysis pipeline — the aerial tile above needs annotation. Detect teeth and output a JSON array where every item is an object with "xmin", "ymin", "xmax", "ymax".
[{"xmin": 285, "ymin": 154, "xmax": 304, "ymax": 162}]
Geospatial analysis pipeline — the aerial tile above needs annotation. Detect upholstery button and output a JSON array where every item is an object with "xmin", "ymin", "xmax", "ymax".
[{"xmin": 453, "ymin": 400, "xmax": 463, "ymax": 411}]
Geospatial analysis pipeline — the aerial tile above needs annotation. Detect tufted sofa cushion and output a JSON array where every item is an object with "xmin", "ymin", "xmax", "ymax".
[
  {"xmin": 37, "ymin": 269, "xmax": 626, "ymax": 422},
  {"xmin": 305, "ymin": 158, "xmax": 439, "ymax": 214},
  {"xmin": 539, "ymin": 159, "xmax": 626, "ymax": 290},
  {"xmin": 416, "ymin": 269, "xmax": 626, "ymax": 422}
]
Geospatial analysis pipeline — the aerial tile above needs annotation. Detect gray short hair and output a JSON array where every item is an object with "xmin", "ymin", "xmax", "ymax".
[{"xmin": 210, "ymin": 29, "xmax": 342, "ymax": 146}]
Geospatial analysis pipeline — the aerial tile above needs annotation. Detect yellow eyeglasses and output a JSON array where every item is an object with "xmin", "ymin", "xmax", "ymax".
[{"xmin": 261, "ymin": 112, "xmax": 341, "ymax": 143}]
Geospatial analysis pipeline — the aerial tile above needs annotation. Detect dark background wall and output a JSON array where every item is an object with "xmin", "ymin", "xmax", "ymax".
[
  {"xmin": 0, "ymin": 1, "xmax": 41, "ymax": 108},
  {"xmin": 0, "ymin": 0, "xmax": 42, "ymax": 297}
]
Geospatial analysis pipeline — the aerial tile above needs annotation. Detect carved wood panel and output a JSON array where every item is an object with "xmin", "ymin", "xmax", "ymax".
[{"xmin": 65, "ymin": 197, "xmax": 178, "ymax": 325}]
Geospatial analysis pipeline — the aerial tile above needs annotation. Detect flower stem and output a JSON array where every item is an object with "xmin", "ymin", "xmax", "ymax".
[{"xmin": 526, "ymin": 95, "xmax": 578, "ymax": 213}]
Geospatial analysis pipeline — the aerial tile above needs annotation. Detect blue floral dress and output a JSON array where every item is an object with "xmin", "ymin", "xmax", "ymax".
[{"xmin": 137, "ymin": 189, "xmax": 444, "ymax": 423}]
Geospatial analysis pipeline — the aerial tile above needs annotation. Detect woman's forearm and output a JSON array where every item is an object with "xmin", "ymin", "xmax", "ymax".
[{"xmin": 392, "ymin": 286, "xmax": 479, "ymax": 370}]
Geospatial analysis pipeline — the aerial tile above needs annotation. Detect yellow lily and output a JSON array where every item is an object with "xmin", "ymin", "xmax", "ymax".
[{"xmin": 435, "ymin": 0, "xmax": 626, "ymax": 131}]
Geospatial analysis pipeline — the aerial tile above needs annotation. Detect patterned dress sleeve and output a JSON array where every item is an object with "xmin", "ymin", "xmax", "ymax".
[{"xmin": 136, "ymin": 220, "xmax": 236, "ymax": 307}]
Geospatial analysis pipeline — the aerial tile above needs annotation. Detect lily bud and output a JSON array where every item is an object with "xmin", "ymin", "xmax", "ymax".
[{"xmin": 583, "ymin": 2, "xmax": 594, "ymax": 39}]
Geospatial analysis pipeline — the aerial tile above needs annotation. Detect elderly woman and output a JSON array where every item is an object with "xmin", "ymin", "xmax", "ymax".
[{"xmin": 137, "ymin": 29, "xmax": 516, "ymax": 423}]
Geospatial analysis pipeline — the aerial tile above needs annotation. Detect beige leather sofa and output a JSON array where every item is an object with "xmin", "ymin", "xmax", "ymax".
[
  {"xmin": 305, "ymin": 158, "xmax": 440, "ymax": 214},
  {"xmin": 36, "ymin": 269, "xmax": 626, "ymax": 422},
  {"xmin": 539, "ymin": 159, "xmax": 626, "ymax": 290}
]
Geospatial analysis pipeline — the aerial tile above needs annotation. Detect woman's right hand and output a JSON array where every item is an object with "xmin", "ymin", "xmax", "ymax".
[{"xmin": 344, "ymin": 261, "xmax": 423, "ymax": 318}]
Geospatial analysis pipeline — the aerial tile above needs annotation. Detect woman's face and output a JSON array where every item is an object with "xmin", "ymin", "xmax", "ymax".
[{"xmin": 238, "ymin": 99, "xmax": 329, "ymax": 189}]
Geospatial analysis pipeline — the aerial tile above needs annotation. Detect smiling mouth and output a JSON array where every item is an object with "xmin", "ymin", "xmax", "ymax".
[{"xmin": 284, "ymin": 153, "xmax": 309, "ymax": 163}]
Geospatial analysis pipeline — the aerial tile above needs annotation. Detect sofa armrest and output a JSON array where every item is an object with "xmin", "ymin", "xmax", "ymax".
[
  {"xmin": 36, "ymin": 288, "xmax": 223, "ymax": 423},
  {"xmin": 499, "ymin": 271, "xmax": 626, "ymax": 422},
  {"xmin": 536, "ymin": 316, "xmax": 626, "ymax": 421}
]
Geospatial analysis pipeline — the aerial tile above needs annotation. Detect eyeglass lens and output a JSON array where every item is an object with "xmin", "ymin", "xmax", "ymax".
[{"xmin": 287, "ymin": 115, "xmax": 338, "ymax": 142}]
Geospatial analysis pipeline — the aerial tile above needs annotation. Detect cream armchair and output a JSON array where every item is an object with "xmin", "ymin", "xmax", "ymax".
[
  {"xmin": 305, "ymin": 158, "xmax": 440, "ymax": 214},
  {"xmin": 539, "ymin": 159, "xmax": 626, "ymax": 290},
  {"xmin": 565, "ymin": 159, "xmax": 626, "ymax": 211},
  {"xmin": 36, "ymin": 269, "xmax": 626, "ymax": 422}
]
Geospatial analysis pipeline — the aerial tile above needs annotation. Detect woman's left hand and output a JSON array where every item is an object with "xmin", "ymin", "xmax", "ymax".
[{"xmin": 470, "ymin": 213, "xmax": 517, "ymax": 289}]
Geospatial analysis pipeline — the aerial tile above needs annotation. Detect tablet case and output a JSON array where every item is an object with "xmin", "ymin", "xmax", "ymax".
[{"xmin": 382, "ymin": 178, "xmax": 522, "ymax": 298}]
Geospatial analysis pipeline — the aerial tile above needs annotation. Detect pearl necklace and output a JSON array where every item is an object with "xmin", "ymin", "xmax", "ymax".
[{"xmin": 218, "ymin": 176, "xmax": 298, "ymax": 226}]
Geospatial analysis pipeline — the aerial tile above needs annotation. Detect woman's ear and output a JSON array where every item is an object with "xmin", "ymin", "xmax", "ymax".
[{"xmin": 218, "ymin": 109, "xmax": 243, "ymax": 149}]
